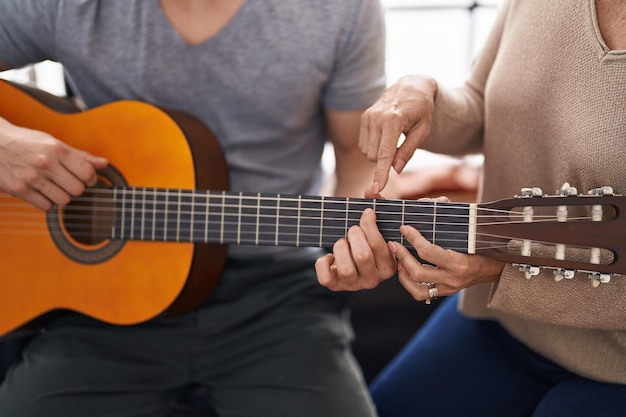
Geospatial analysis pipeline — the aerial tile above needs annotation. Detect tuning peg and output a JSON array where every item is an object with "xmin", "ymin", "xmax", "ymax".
[
  {"xmin": 520, "ymin": 187, "xmax": 543, "ymax": 197},
  {"xmin": 518, "ymin": 264, "xmax": 541, "ymax": 279},
  {"xmin": 557, "ymin": 183, "xmax": 578, "ymax": 196},
  {"xmin": 588, "ymin": 186, "xmax": 614, "ymax": 196},
  {"xmin": 588, "ymin": 272, "xmax": 611, "ymax": 287},
  {"xmin": 553, "ymin": 268, "xmax": 575, "ymax": 281}
]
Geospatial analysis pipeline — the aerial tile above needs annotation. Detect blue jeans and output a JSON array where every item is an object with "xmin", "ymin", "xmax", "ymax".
[{"xmin": 370, "ymin": 294, "xmax": 626, "ymax": 417}]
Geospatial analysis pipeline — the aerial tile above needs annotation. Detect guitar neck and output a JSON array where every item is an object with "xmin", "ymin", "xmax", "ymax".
[
  {"xmin": 67, "ymin": 186, "xmax": 626, "ymax": 275},
  {"xmin": 108, "ymin": 187, "xmax": 474, "ymax": 253}
]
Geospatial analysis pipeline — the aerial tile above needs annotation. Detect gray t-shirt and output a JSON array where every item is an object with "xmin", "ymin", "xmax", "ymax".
[{"xmin": 0, "ymin": 0, "xmax": 386, "ymax": 258}]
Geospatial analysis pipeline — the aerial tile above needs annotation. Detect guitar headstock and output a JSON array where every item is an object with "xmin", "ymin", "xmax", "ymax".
[{"xmin": 476, "ymin": 184, "xmax": 624, "ymax": 286}]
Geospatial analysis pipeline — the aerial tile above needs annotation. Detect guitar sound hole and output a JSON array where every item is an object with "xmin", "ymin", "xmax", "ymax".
[
  {"xmin": 46, "ymin": 165, "xmax": 126, "ymax": 265},
  {"xmin": 62, "ymin": 181, "xmax": 115, "ymax": 246}
]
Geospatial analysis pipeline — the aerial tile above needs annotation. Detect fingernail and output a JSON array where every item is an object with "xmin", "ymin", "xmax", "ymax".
[
  {"xmin": 372, "ymin": 181, "xmax": 380, "ymax": 194},
  {"xmin": 393, "ymin": 159, "xmax": 406, "ymax": 173}
]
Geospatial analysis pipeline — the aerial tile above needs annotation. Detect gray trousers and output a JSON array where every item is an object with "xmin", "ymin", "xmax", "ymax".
[{"xmin": 0, "ymin": 252, "xmax": 376, "ymax": 417}]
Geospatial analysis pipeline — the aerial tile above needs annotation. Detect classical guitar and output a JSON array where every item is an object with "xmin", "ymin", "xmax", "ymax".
[{"xmin": 0, "ymin": 80, "xmax": 624, "ymax": 338}]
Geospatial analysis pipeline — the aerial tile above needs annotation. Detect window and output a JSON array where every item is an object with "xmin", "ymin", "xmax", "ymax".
[
  {"xmin": 384, "ymin": 0, "xmax": 504, "ymax": 85},
  {"xmin": 323, "ymin": 1, "xmax": 504, "ymax": 184}
]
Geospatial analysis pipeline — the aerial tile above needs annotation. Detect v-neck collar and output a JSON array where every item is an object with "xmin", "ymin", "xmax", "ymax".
[
  {"xmin": 155, "ymin": 0, "xmax": 248, "ymax": 47},
  {"xmin": 587, "ymin": 0, "xmax": 626, "ymax": 62}
]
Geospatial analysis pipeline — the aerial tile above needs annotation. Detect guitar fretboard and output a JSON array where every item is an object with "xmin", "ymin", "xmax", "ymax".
[{"xmin": 110, "ymin": 188, "xmax": 473, "ymax": 253}]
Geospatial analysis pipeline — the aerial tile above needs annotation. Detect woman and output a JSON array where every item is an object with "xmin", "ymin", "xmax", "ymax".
[{"xmin": 316, "ymin": 0, "xmax": 626, "ymax": 416}]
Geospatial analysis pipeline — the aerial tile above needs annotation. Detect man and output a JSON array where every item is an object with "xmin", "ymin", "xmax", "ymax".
[{"xmin": 0, "ymin": 0, "xmax": 389, "ymax": 415}]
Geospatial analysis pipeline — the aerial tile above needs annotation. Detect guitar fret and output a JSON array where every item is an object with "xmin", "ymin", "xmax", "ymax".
[
  {"xmin": 188, "ymin": 191, "xmax": 195, "ymax": 243},
  {"xmin": 275, "ymin": 195, "xmax": 280, "ymax": 246},
  {"xmin": 137, "ymin": 188, "xmax": 148, "ymax": 241},
  {"xmin": 205, "ymin": 192, "xmax": 224, "ymax": 244},
  {"xmin": 167, "ymin": 189, "xmax": 177, "ymax": 242},
  {"xmin": 236, "ymin": 192, "xmax": 241, "ymax": 244},
  {"xmin": 163, "ymin": 189, "xmax": 169, "ymax": 242},
  {"xmin": 111, "ymin": 187, "xmax": 118, "ymax": 239},
  {"xmin": 154, "ymin": 188, "xmax": 167, "ymax": 242},
  {"xmin": 189, "ymin": 191, "xmax": 206, "ymax": 243},
  {"xmin": 319, "ymin": 196, "xmax": 325, "ymax": 247},
  {"xmin": 276, "ymin": 195, "xmax": 299, "ymax": 246},
  {"xmin": 297, "ymin": 195, "xmax": 302, "ymax": 247},
  {"xmin": 401, "ymin": 199, "xmax": 406, "ymax": 246},
  {"xmin": 220, "ymin": 191, "xmax": 225, "ymax": 244},
  {"xmin": 377, "ymin": 199, "xmax": 404, "ymax": 243},
  {"xmin": 147, "ymin": 188, "xmax": 155, "ymax": 241},
  {"xmin": 256, "ymin": 193, "xmax": 260, "ymax": 246},
  {"xmin": 222, "ymin": 192, "xmax": 243, "ymax": 244},
  {"xmin": 184, "ymin": 190, "xmax": 194, "ymax": 242},
  {"xmin": 168, "ymin": 189, "xmax": 180, "ymax": 241},
  {"xmin": 136, "ymin": 188, "xmax": 143, "ymax": 240},
  {"xmin": 128, "ymin": 188, "xmax": 135, "ymax": 240},
  {"xmin": 344, "ymin": 198, "xmax": 349, "ymax": 240},
  {"xmin": 255, "ymin": 193, "xmax": 279, "ymax": 246},
  {"xmin": 318, "ymin": 197, "xmax": 349, "ymax": 247},
  {"xmin": 139, "ymin": 188, "xmax": 149, "ymax": 240},
  {"xmin": 239, "ymin": 191, "xmax": 259, "ymax": 245},
  {"xmin": 204, "ymin": 190, "xmax": 210, "ymax": 243},
  {"xmin": 176, "ymin": 189, "xmax": 182, "ymax": 242},
  {"xmin": 432, "ymin": 201, "xmax": 436, "ymax": 245},
  {"xmin": 435, "ymin": 202, "xmax": 470, "ymax": 253},
  {"xmin": 151, "ymin": 188, "xmax": 157, "ymax": 241},
  {"xmin": 120, "ymin": 187, "xmax": 127, "ymax": 240},
  {"xmin": 127, "ymin": 188, "xmax": 137, "ymax": 240},
  {"xmin": 126, "ymin": 188, "xmax": 133, "ymax": 240},
  {"xmin": 348, "ymin": 199, "xmax": 368, "ymax": 232},
  {"xmin": 127, "ymin": 188, "xmax": 134, "ymax": 240},
  {"xmin": 299, "ymin": 196, "xmax": 323, "ymax": 246},
  {"xmin": 237, "ymin": 192, "xmax": 242, "ymax": 244},
  {"xmin": 138, "ymin": 188, "xmax": 144, "ymax": 241}
]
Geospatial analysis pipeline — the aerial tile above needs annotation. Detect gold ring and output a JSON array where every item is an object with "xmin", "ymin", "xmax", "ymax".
[
  {"xmin": 423, "ymin": 282, "xmax": 437, "ymax": 304},
  {"xmin": 428, "ymin": 286, "xmax": 439, "ymax": 299}
]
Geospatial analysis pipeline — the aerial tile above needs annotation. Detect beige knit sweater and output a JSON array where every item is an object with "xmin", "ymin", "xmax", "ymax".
[{"xmin": 424, "ymin": 0, "xmax": 626, "ymax": 383}]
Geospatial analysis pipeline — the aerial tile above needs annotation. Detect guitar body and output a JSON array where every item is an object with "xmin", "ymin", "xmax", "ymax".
[{"xmin": 0, "ymin": 81, "xmax": 228, "ymax": 336}]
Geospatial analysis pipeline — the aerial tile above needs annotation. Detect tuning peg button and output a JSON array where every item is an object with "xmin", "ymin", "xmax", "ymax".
[
  {"xmin": 588, "ymin": 272, "xmax": 611, "ymax": 287},
  {"xmin": 588, "ymin": 186, "xmax": 614, "ymax": 196},
  {"xmin": 557, "ymin": 183, "xmax": 578, "ymax": 196},
  {"xmin": 520, "ymin": 187, "xmax": 543, "ymax": 197},
  {"xmin": 518, "ymin": 264, "xmax": 541, "ymax": 279},
  {"xmin": 554, "ymin": 269, "xmax": 575, "ymax": 281}
]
